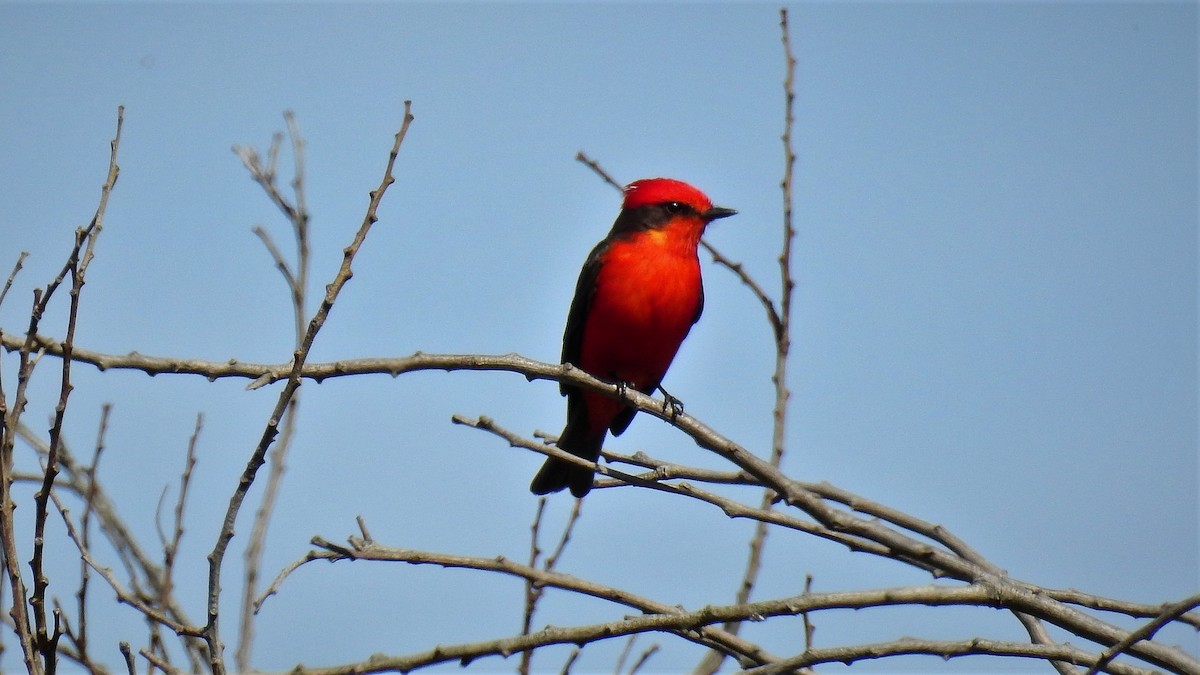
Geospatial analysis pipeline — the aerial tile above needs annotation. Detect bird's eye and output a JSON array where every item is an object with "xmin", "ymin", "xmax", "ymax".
[{"xmin": 664, "ymin": 201, "xmax": 687, "ymax": 214}]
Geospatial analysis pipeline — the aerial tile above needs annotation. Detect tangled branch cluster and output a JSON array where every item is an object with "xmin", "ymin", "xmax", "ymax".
[{"xmin": 0, "ymin": 10, "xmax": 1195, "ymax": 675}]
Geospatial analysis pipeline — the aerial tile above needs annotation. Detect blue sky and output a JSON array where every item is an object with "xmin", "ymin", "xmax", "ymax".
[{"xmin": 1, "ymin": 2, "xmax": 1196, "ymax": 673}]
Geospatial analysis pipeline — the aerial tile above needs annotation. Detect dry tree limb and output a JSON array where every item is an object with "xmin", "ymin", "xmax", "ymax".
[
  {"xmin": 236, "ymin": 110, "xmax": 311, "ymax": 674},
  {"xmin": 699, "ymin": 10, "xmax": 798, "ymax": 674},
  {"xmin": 301, "ymin": 535, "xmax": 779, "ymax": 668},
  {"xmin": 268, "ymin": 573, "xmax": 1162, "ymax": 675},
  {"xmin": 745, "ymin": 638, "xmax": 1157, "ymax": 675},
  {"xmin": 612, "ymin": 635, "xmax": 636, "ymax": 675},
  {"xmin": 202, "ymin": 101, "xmax": 415, "ymax": 675},
  {"xmin": 138, "ymin": 647, "xmax": 182, "ymax": 675},
  {"xmin": 1084, "ymin": 592, "xmax": 1200, "ymax": 675},
  {"xmin": 145, "ymin": 413, "xmax": 203, "ymax": 672},
  {"xmin": 558, "ymin": 648, "xmax": 580, "ymax": 675},
  {"xmin": 517, "ymin": 499, "xmax": 547, "ymax": 675},
  {"xmin": 15, "ymin": 422, "xmax": 205, "ymax": 666},
  {"xmin": 451, "ymin": 416, "xmax": 1199, "ymax": 673},
  {"xmin": 0, "ymin": 252, "xmax": 30, "ymax": 310},
  {"xmin": 7, "ymin": 326, "xmax": 1200, "ymax": 670},
  {"xmin": 0, "ymin": 104, "xmax": 124, "ymax": 675},
  {"xmin": 573, "ymin": 151, "xmax": 622, "ymax": 192},
  {"xmin": 59, "ymin": 403, "xmax": 113, "ymax": 673},
  {"xmin": 118, "ymin": 642, "xmax": 135, "ymax": 675},
  {"xmin": 520, "ymin": 497, "xmax": 583, "ymax": 675},
  {"xmin": 626, "ymin": 642, "xmax": 659, "ymax": 675},
  {"xmin": 51, "ymin": 492, "xmax": 202, "ymax": 640}
]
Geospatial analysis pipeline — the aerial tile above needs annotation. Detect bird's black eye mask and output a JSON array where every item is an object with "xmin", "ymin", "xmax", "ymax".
[{"xmin": 610, "ymin": 202, "xmax": 698, "ymax": 235}]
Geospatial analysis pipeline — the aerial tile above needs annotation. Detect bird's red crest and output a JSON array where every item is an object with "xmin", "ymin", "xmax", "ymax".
[{"xmin": 622, "ymin": 178, "xmax": 714, "ymax": 213}]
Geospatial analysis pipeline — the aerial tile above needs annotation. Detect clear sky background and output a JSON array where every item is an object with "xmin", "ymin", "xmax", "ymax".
[{"xmin": 1, "ymin": 2, "xmax": 1196, "ymax": 673}]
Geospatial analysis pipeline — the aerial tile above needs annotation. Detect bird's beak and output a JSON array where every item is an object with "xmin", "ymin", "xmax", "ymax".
[{"xmin": 703, "ymin": 206, "xmax": 737, "ymax": 222}]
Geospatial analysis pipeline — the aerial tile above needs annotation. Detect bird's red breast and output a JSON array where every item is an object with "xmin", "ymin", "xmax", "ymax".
[{"xmin": 580, "ymin": 224, "xmax": 704, "ymax": 388}]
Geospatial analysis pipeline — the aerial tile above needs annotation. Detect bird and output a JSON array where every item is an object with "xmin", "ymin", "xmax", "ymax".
[{"xmin": 530, "ymin": 178, "xmax": 736, "ymax": 497}]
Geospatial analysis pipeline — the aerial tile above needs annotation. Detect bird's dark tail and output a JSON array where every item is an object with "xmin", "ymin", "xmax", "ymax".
[{"xmin": 529, "ymin": 421, "xmax": 604, "ymax": 498}]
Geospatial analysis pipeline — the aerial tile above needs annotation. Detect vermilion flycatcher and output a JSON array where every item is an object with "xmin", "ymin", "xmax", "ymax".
[{"xmin": 530, "ymin": 178, "xmax": 736, "ymax": 497}]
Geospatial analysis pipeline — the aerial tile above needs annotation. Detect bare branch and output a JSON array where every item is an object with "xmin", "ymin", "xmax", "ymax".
[
  {"xmin": 251, "ymin": 226, "xmax": 298, "ymax": 292},
  {"xmin": 118, "ymin": 642, "xmax": 135, "ymax": 675},
  {"xmin": 52, "ymin": 492, "xmax": 202, "ymax": 639},
  {"xmin": 627, "ymin": 643, "xmax": 659, "ymax": 675},
  {"xmin": 305, "ymin": 534, "xmax": 779, "ymax": 667},
  {"xmin": 7, "ymin": 317, "xmax": 1199, "ymax": 671},
  {"xmin": 238, "ymin": 110, "xmax": 312, "ymax": 673},
  {"xmin": 453, "ymin": 416, "xmax": 1200, "ymax": 673},
  {"xmin": 558, "ymin": 648, "xmax": 580, "ymax": 675},
  {"xmin": 518, "ymin": 499, "xmax": 546, "ymax": 675},
  {"xmin": 64, "ymin": 403, "xmax": 113, "ymax": 672},
  {"xmin": 204, "ymin": 101, "xmax": 415, "ymax": 675},
  {"xmin": 573, "ymin": 151, "xmax": 623, "ymax": 192},
  {"xmin": 613, "ymin": 635, "xmax": 636, "ymax": 675},
  {"xmin": 746, "ymin": 638, "xmax": 1156, "ymax": 675},
  {"xmin": 251, "ymin": 550, "xmax": 325, "ymax": 616},
  {"xmin": 700, "ymin": 12, "xmax": 799, "ymax": 674},
  {"xmin": 0, "ymin": 251, "xmax": 29, "ymax": 310},
  {"xmin": 1085, "ymin": 592, "xmax": 1200, "ymax": 675},
  {"xmin": 543, "ymin": 498, "xmax": 581, "ymax": 572},
  {"xmin": 138, "ymin": 647, "xmax": 182, "ymax": 675},
  {"xmin": 698, "ymin": 241, "xmax": 781, "ymax": 336},
  {"xmin": 15, "ymin": 422, "xmax": 205, "ymax": 664}
]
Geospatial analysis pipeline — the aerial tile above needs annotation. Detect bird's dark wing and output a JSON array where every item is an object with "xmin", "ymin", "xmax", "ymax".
[{"xmin": 560, "ymin": 238, "xmax": 610, "ymax": 397}]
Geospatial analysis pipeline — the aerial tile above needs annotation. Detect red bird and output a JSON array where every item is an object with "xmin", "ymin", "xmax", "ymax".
[{"xmin": 530, "ymin": 178, "xmax": 736, "ymax": 497}]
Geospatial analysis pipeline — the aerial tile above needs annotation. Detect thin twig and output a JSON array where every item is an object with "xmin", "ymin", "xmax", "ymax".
[
  {"xmin": 138, "ymin": 647, "xmax": 182, "ymax": 675},
  {"xmin": 745, "ymin": 638, "xmax": 1155, "ymax": 675},
  {"xmin": 15, "ymin": 421, "xmax": 205, "ymax": 666},
  {"xmin": 518, "ymin": 498, "xmax": 546, "ymax": 675},
  {"xmin": 52, "ymin": 493, "xmax": 202, "ymax": 639},
  {"xmin": 451, "ymin": 414, "xmax": 1200, "ymax": 673},
  {"xmin": 0, "ymin": 251, "xmax": 29, "ymax": 310},
  {"xmin": 801, "ymin": 574, "xmax": 815, "ymax": 651},
  {"xmin": 700, "ymin": 13, "xmax": 798, "ymax": 675},
  {"xmin": 1085, "ymin": 592, "xmax": 1200, "ymax": 675},
  {"xmin": 613, "ymin": 635, "xmax": 636, "ymax": 675},
  {"xmin": 698, "ymin": 241, "xmax": 781, "ymax": 337},
  {"xmin": 558, "ymin": 648, "xmax": 580, "ymax": 675},
  {"xmin": 543, "ymin": 498, "xmax": 581, "ymax": 571},
  {"xmin": 627, "ymin": 643, "xmax": 659, "ymax": 675},
  {"xmin": 573, "ymin": 151, "xmax": 623, "ymax": 192},
  {"xmin": 119, "ymin": 642, "xmax": 135, "ymax": 675},
  {"xmin": 146, "ymin": 413, "xmax": 201, "ymax": 672},
  {"xmin": 305, "ymin": 533, "xmax": 779, "ymax": 666},
  {"xmin": 68, "ymin": 403, "xmax": 112, "ymax": 670},
  {"xmin": 203, "ymin": 101, "xmax": 414, "ymax": 675},
  {"xmin": 251, "ymin": 550, "xmax": 324, "ymax": 615},
  {"xmin": 2, "ymin": 104, "xmax": 123, "ymax": 675},
  {"xmin": 237, "ymin": 110, "xmax": 311, "ymax": 673}
]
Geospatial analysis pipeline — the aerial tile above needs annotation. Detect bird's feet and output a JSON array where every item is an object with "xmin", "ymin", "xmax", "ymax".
[{"xmin": 657, "ymin": 384, "xmax": 685, "ymax": 421}]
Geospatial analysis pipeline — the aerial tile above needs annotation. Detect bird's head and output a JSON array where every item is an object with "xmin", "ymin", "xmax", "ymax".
[{"xmin": 621, "ymin": 178, "xmax": 737, "ymax": 224}]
